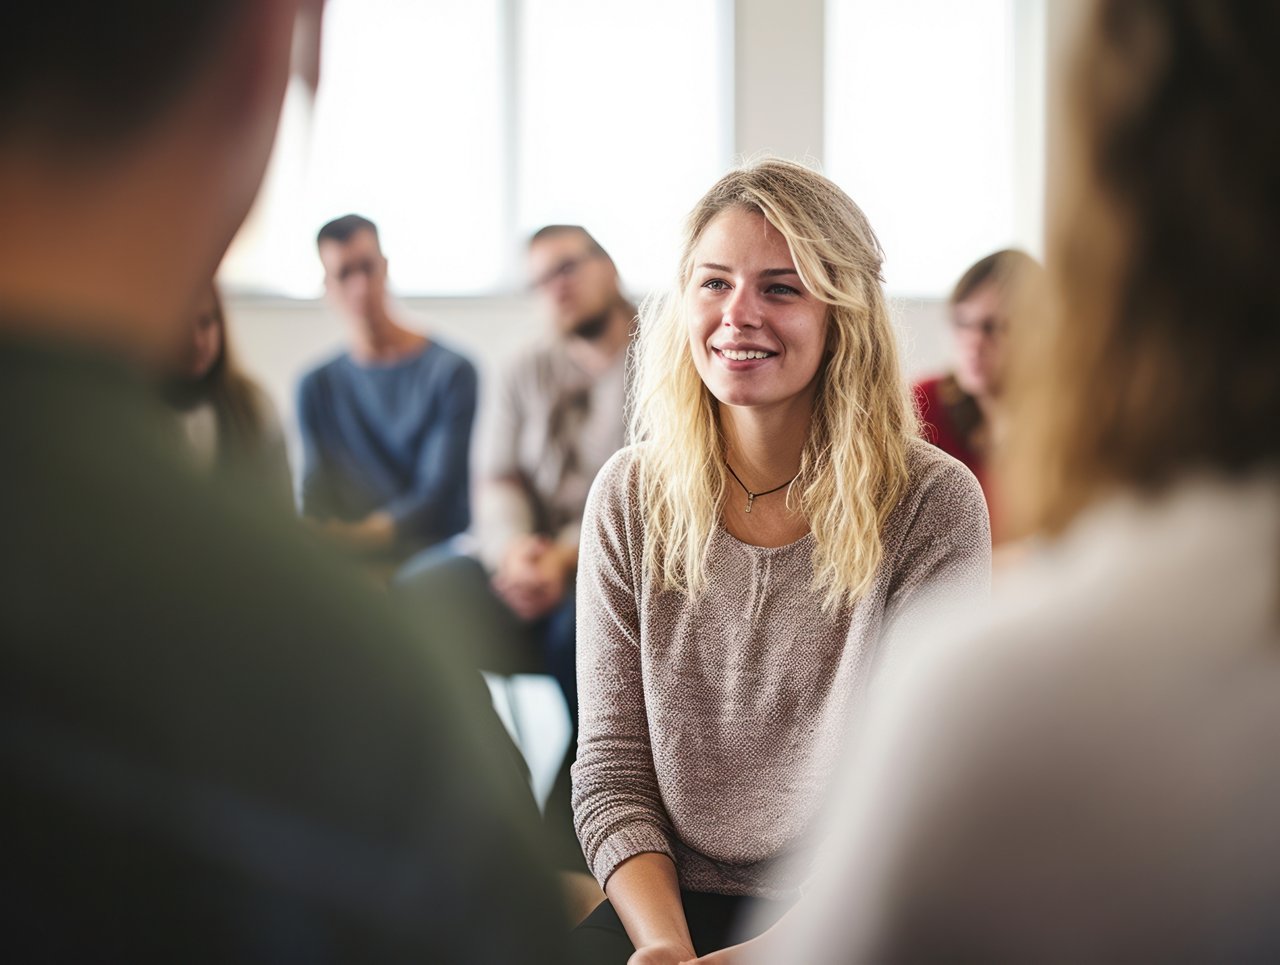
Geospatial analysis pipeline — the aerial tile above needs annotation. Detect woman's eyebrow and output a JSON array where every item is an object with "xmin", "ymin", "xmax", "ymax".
[{"xmin": 695, "ymin": 262, "xmax": 800, "ymax": 278}]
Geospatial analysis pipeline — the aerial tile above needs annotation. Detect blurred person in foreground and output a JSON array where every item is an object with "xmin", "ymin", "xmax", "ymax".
[
  {"xmin": 567, "ymin": 159, "xmax": 990, "ymax": 964},
  {"xmin": 0, "ymin": 1, "xmax": 564, "ymax": 960},
  {"xmin": 162, "ymin": 283, "xmax": 293, "ymax": 507},
  {"xmin": 914, "ymin": 248, "xmax": 1043, "ymax": 528},
  {"xmin": 298, "ymin": 213, "xmax": 477, "ymax": 566},
  {"xmin": 697, "ymin": 1, "xmax": 1280, "ymax": 962}
]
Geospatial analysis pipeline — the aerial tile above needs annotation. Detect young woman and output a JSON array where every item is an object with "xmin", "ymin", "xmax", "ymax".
[
  {"xmin": 568, "ymin": 159, "xmax": 991, "ymax": 962},
  {"xmin": 914, "ymin": 249, "xmax": 1042, "ymax": 500},
  {"xmin": 703, "ymin": 2, "xmax": 1280, "ymax": 962},
  {"xmin": 163, "ymin": 284, "xmax": 292, "ymax": 506}
]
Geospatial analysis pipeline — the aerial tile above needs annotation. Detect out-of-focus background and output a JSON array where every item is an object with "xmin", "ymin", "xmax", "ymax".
[{"xmin": 219, "ymin": 0, "xmax": 1060, "ymax": 473}]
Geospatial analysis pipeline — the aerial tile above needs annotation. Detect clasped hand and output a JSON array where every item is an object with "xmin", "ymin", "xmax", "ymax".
[{"xmin": 492, "ymin": 533, "xmax": 572, "ymax": 621}]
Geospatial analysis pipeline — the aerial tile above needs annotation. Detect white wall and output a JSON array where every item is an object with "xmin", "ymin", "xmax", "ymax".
[{"xmin": 734, "ymin": 0, "xmax": 825, "ymax": 161}]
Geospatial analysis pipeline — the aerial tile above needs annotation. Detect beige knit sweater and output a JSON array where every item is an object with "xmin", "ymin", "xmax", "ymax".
[{"xmin": 571, "ymin": 437, "xmax": 991, "ymax": 899}]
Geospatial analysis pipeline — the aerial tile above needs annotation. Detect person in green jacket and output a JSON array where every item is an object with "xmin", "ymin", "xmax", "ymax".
[{"xmin": 0, "ymin": 1, "xmax": 565, "ymax": 961}]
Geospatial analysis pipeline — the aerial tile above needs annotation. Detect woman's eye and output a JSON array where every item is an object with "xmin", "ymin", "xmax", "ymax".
[
  {"xmin": 767, "ymin": 284, "xmax": 800, "ymax": 296},
  {"xmin": 702, "ymin": 278, "xmax": 730, "ymax": 291}
]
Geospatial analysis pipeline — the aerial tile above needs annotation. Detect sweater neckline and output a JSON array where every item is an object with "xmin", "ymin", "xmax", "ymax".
[
  {"xmin": 343, "ymin": 341, "xmax": 435, "ymax": 373},
  {"xmin": 714, "ymin": 525, "xmax": 815, "ymax": 556}
]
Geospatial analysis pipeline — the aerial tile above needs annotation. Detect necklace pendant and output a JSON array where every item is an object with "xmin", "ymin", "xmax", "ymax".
[{"xmin": 745, "ymin": 492, "xmax": 755, "ymax": 514}]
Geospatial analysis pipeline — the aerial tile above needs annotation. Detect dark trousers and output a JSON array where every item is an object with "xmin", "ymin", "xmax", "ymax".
[
  {"xmin": 394, "ymin": 547, "xmax": 585, "ymax": 872},
  {"xmin": 394, "ymin": 548, "xmax": 578, "ymax": 726},
  {"xmin": 569, "ymin": 891, "xmax": 790, "ymax": 964}
]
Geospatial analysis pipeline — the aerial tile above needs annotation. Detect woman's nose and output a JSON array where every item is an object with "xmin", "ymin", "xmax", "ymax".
[{"xmin": 722, "ymin": 287, "xmax": 762, "ymax": 329}]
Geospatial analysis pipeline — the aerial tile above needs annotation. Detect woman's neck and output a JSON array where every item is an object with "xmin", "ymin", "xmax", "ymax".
[
  {"xmin": 720, "ymin": 396, "xmax": 811, "ymax": 490},
  {"xmin": 719, "ymin": 399, "xmax": 813, "ymax": 548}
]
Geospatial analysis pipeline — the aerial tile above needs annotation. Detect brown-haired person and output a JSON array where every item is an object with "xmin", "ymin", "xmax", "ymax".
[
  {"xmin": 914, "ymin": 249, "xmax": 1043, "ymax": 526},
  {"xmin": 162, "ymin": 284, "xmax": 292, "ymax": 507},
  {"xmin": 299, "ymin": 213, "xmax": 477, "ymax": 564},
  {"xmin": 0, "ymin": 1, "xmax": 564, "ymax": 960},
  {"xmin": 400, "ymin": 223, "xmax": 634, "ymax": 718},
  {"xmin": 698, "ymin": 1, "xmax": 1280, "ymax": 962}
]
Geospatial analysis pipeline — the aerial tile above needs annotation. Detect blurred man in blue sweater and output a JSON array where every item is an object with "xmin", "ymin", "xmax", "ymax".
[{"xmin": 298, "ymin": 214, "xmax": 477, "ymax": 564}]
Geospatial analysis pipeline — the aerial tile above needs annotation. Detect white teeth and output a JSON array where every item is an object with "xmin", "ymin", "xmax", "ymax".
[{"xmin": 720, "ymin": 348, "xmax": 772, "ymax": 361}]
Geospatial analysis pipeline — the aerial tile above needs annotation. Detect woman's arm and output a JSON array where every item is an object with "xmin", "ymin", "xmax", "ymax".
[
  {"xmin": 881, "ymin": 455, "xmax": 992, "ymax": 647},
  {"xmin": 574, "ymin": 450, "xmax": 691, "ymax": 959},
  {"xmin": 607, "ymin": 853, "xmax": 697, "ymax": 964}
]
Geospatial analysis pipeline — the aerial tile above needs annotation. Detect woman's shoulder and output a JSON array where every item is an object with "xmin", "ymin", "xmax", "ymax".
[
  {"xmin": 581, "ymin": 444, "xmax": 651, "ymax": 564},
  {"xmin": 876, "ymin": 436, "xmax": 991, "ymax": 558},
  {"xmin": 586, "ymin": 443, "xmax": 647, "ymax": 516},
  {"xmin": 903, "ymin": 436, "xmax": 985, "ymax": 508}
]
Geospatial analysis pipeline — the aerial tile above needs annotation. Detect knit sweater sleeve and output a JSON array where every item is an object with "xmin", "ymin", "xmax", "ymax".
[
  {"xmin": 883, "ymin": 442, "xmax": 992, "ymax": 644},
  {"xmin": 571, "ymin": 447, "xmax": 677, "ymax": 888}
]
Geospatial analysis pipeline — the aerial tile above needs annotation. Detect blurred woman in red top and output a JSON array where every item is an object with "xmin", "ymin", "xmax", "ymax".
[{"xmin": 914, "ymin": 249, "xmax": 1044, "ymax": 539}]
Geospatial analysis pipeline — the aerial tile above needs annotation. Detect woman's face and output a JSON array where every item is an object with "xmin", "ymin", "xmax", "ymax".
[
  {"xmin": 686, "ymin": 207, "xmax": 829, "ymax": 415},
  {"xmin": 182, "ymin": 291, "xmax": 223, "ymax": 381},
  {"xmin": 950, "ymin": 281, "xmax": 1009, "ymax": 399}
]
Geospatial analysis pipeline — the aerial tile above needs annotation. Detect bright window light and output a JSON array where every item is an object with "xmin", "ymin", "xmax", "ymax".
[
  {"xmin": 223, "ymin": 0, "xmax": 731, "ymax": 298},
  {"xmin": 517, "ymin": 0, "xmax": 731, "ymax": 292},
  {"xmin": 825, "ymin": 0, "xmax": 1045, "ymax": 296},
  {"xmin": 223, "ymin": 0, "xmax": 506, "ymax": 297}
]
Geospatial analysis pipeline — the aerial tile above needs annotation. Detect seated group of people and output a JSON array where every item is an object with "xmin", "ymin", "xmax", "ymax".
[
  {"xmin": 167, "ymin": 221, "xmax": 1030, "ymax": 715},
  {"xmin": 163, "ymin": 213, "xmax": 637, "ymax": 750},
  {"xmin": 5, "ymin": 1, "xmax": 1279, "ymax": 963}
]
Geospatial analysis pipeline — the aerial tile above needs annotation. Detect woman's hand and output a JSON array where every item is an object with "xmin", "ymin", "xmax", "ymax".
[
  {"xmin": 492, "ymin": 534, "xmax": 574, "ymax": 620},
  {"xmin": 628, "ymin": 940, "xmax": 698, "ymax": 965}
]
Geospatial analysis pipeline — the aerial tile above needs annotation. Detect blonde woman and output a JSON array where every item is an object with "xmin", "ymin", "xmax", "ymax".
[
  {"xmin": 568, "ymin": 159, "xmax": 991, "ymax": 963},
  {"xmin": 701, "ymin": 2, "xmax": 1280, "ymax": 962}
]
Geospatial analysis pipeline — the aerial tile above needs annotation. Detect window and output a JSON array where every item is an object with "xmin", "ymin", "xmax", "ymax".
[
  {"xmin": 825, "ymin": 0, "xmax": 1046, "ymax": 296},
  {"xmin": 222, "ymin": 0, "xmax": 731, "ymax": 297},
  {"xmin": 223, "ymin": 0, "xmax": 505, "ymax": 297},
  {"xmin": 517, "ymin": 0, "xmax": 731, "ymax": 290}
]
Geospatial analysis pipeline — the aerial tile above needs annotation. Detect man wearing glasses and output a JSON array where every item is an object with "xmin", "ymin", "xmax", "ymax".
[
  {"xmin": 476, "ymin": 225, "xmax": 635, "ymax": 728},
  {"xmin": 395, "ymin": 224, "xmax": 631, "ymax": 894},
  {"xmin": 297, "ymin": 213, "xmax": 478, "ymax": 566}
]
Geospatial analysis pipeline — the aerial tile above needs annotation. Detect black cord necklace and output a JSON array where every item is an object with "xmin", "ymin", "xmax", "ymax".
[{"xmin": 725, "ymin": 462, "xmax": 799, "ymax": 514}]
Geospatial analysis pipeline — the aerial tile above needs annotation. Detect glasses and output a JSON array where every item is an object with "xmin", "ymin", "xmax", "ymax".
[
  {"xmin": 951, "ymin": 316, "xmax": 1007, "ymax": 338},
  {"xmin": 529, "ymin": 251, "xmax": 601, "ymax": 292}
]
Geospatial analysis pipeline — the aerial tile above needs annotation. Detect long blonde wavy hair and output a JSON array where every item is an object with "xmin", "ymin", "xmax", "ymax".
[{"xmin": 630, "ymin": 158, "xmax": 915, "ymax": 610}]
